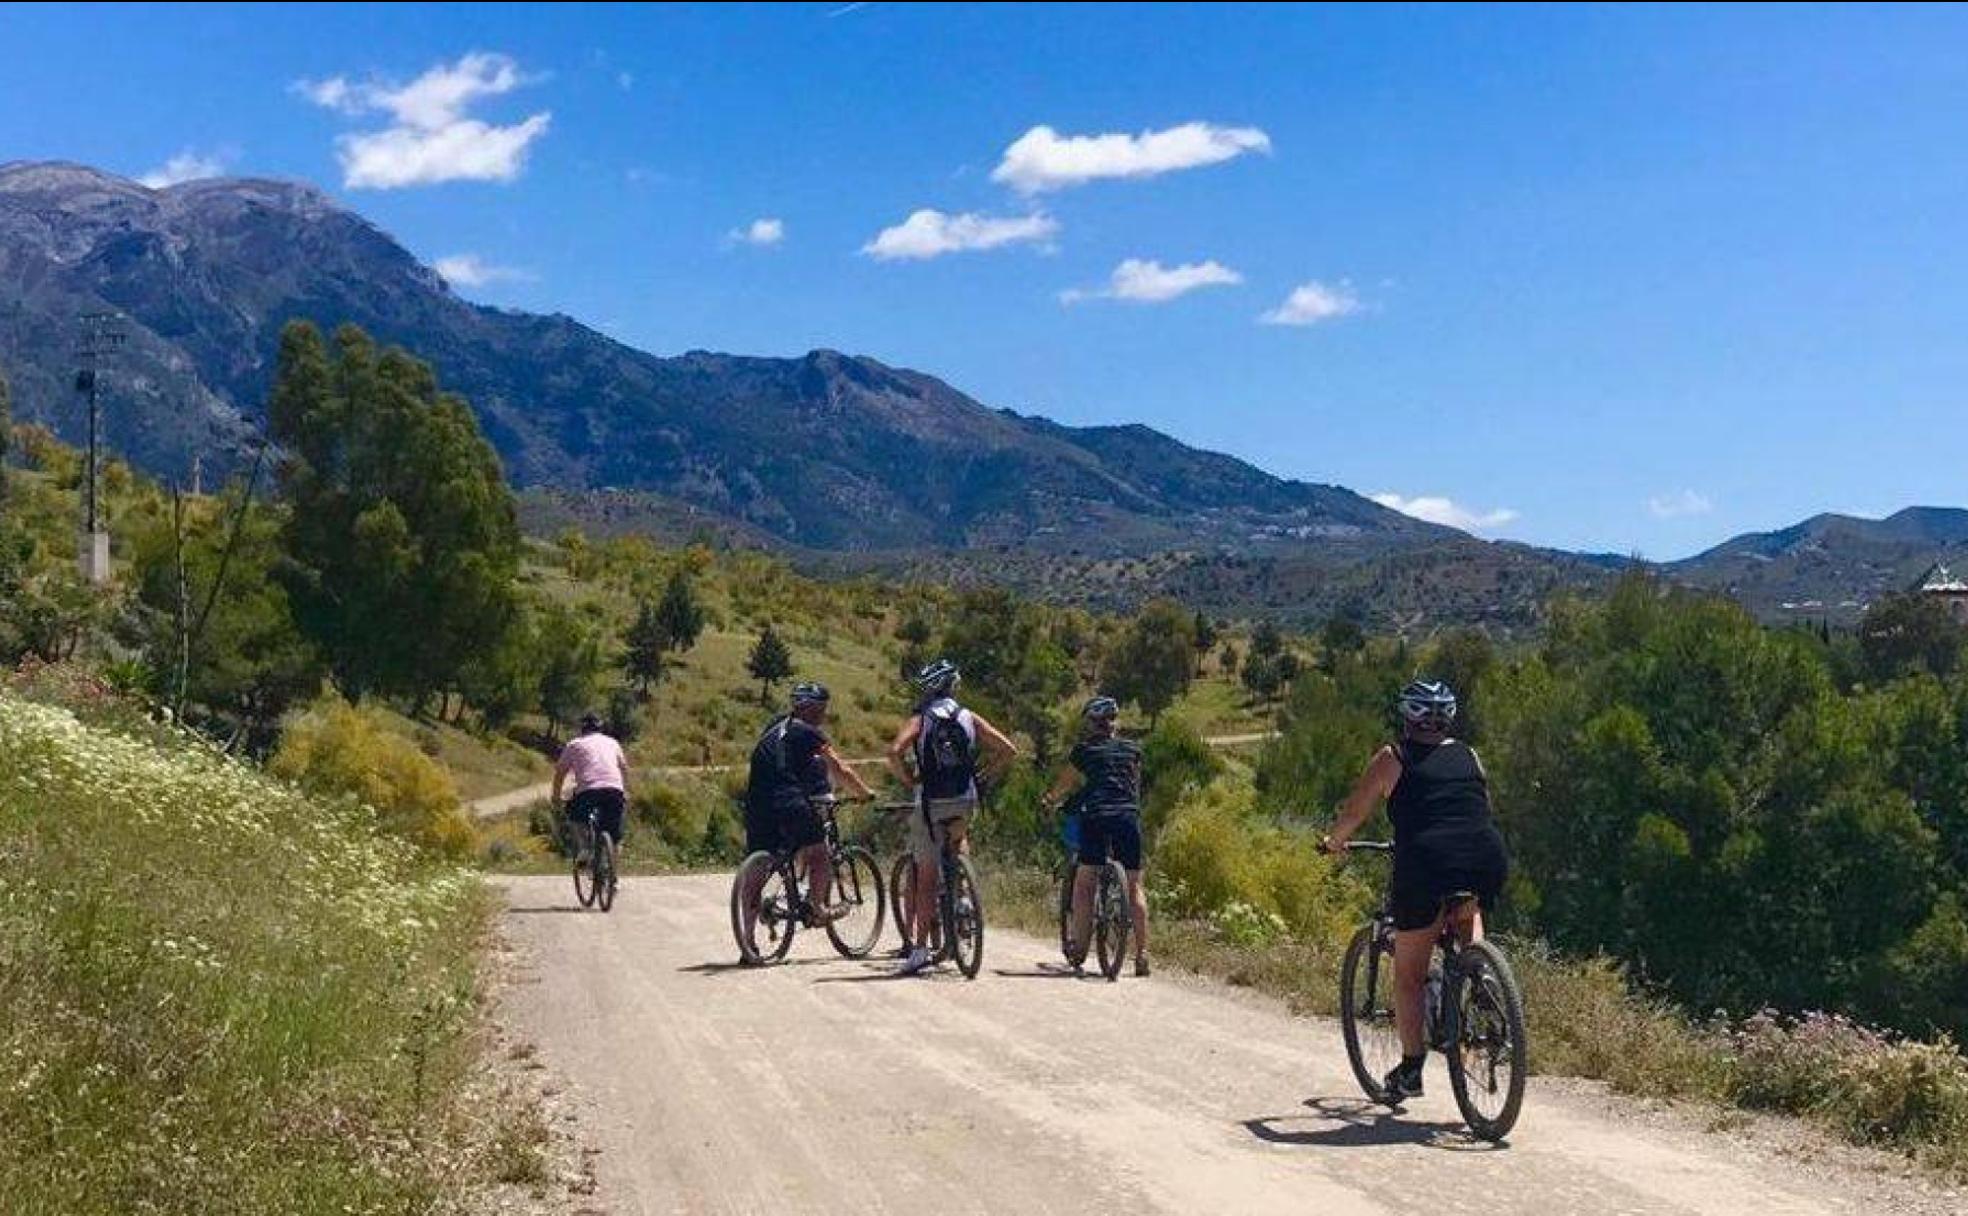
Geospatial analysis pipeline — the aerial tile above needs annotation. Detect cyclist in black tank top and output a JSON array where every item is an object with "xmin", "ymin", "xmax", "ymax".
[{"xmin": 1323, "ymin": 679, "xmax": 1510, "ymax": 1101}]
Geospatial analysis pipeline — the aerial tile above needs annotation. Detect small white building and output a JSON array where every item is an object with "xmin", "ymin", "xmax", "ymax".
[{"xmin": 1916, "ymin": 562, "xmax": 1968, "ymax": 625}]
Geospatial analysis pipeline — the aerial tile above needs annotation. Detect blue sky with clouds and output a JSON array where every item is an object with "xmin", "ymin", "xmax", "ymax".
[{"xmin": 4, "ymin": 2, "xmax": 1966, "ymax": 558}]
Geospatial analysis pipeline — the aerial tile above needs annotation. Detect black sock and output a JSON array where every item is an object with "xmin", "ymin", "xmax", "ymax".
[{"xmin": 1400, "ymin": 1054, "xmax": 1425, "ymax": 1076}]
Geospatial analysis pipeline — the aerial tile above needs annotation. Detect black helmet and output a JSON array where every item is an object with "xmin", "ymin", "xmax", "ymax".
[
  {"xmin": 579, "ymin": 711, "xmax": 604, "ymax": 733},
  {"xmin": 1396, "ymin": 679, "xmax": 1457, "ymax": 731},
  {"xmin": 790, "ymin": 681, "xmax": 831, "ymax": 709},
  {"xmin": 914, "ymin": 658, "xmax": 960, "ymax": 699}
]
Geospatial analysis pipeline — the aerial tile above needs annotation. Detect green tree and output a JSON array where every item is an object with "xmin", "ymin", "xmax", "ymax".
[
  {"xmin": 1251, "ymin": 619, "xmax": 1285, "ymax": 660},
  {"xmin": 1101, "ymin": 598, "xmax": 1196, "ymax": 724},
  {"xmin": 938, "ymin": 588, "xmax": 1078, "ymax": 765},
  {"xmin": 1858, "ymin": 592, "xmax": 1961, "ymax": 683},
  {"xmin": 655, "ymin": 569, "xmax": 706, "ymax": 654},
  {"xmin": 622, "ymin": 599, "xmax": 668, "ymax": 697},
  {"xmin": 1192, "ymin": 612, "xmax": 1219, "ymax": 676},
  {"xmin": 1319, "ymin": 615, "xmax": 1366, "ymax": 665},
  {"xmin": 747, "ymin": 623, "xmax": 793, "ymax": 703},
  {"xmin": 537, "ymin": 615, "xmax": 603, "ymax": 739},
  {"xmin": 267, "ymin": 321, "xmax": 521, "ymax": 708}
]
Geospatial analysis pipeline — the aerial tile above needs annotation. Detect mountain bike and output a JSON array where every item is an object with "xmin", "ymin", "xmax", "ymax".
[
  {"xmin": 730, "ymin": 796, "xmax": 885, "ymax": 965},
  {"xmin": 906, "ymin": 806, "xmax": 983, "ymax": 978},
  {"xmin": 1335, "ymin": 841, "xmax": 1527, "ymax": 1141},
  {"xmin": 885, "ymin": 803, "xmax": 942, "ymax": 956},
  {"xmin": 570, "ymin": 805, "xmax": 618, "ymax": 913},
  {"xmin": 1051, "ymin": 812, "xmax": 1132, "ymax": 979}
]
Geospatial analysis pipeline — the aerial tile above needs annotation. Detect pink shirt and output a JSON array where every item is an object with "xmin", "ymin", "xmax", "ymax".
[{"xmin": 557, "ymin": 733, "xmax": 628, "ymax": 794}]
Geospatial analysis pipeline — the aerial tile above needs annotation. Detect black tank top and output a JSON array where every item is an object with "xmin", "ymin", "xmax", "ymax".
[{"xmin": 1387, "ymin": 739, "xmax": 1493, "ymax": 844}]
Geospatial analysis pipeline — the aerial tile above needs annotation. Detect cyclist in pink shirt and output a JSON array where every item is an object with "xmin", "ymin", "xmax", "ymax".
[{"xmin": 554, "ymin": 712, "xmax": 630, "ymax": 862}]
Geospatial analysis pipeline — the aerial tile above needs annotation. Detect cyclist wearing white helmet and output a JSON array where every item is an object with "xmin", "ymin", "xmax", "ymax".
[
  {"xmin": 741, "ymin": 682, "xmax": 875, "ymax": 937},
  {"xmin": 1044, "ymin": 695, "xmax": 1152, "ymax": 977},
  {"xmin": 886, "ymin": 659, "xmax": 1018, "ymax": 976},
  {"xmin": 1323, "ymin": 678, "xmax": 1510, "ymax": 1101}
]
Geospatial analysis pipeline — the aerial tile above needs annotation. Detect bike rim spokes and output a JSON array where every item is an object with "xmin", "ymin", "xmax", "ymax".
[
  {"xmin": 596, "ymin": 836, "xmax": 617, "ymax": 911},
  {"xmin": 731, "ymin": 853, "xmax": 797, "ymax": 964},
  {"xmin": 1341, "ymin": 926, "xmax": 1403, "ymax": 1101},
  {"xmin": 948, "ymin": 861, "xmax": 983, "ymax": 978},
  {"xmin": 825, "ymin": 849, "xmax": 885, "ymax": 958},
  {"xmin": 1452, "ymin": 953, "xmax": 1525, "ymax": 1133},
  {"xmin": 1095, "ymin": 862, "xmax": 1129, "ymax": 980}
]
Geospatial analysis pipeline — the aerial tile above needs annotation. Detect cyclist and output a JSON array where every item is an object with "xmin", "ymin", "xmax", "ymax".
[
  {"xmin": 1044, "ymin": 695, "xmax": 1151, "ymax": 977},
  {"xmin": 740, "ymin": 682, "xmax": 875, "ymax": 948},
  {"xmin": 887, "ymin": 659, "xmax": 1019, "ymax": 976},
  {"xmin": 553, "ymin": 711, "xmax": 630, "ymax": 865},
  {"xmin": 1322, "ymin": 678, "xmax": 1510, "ymax": 1102}
]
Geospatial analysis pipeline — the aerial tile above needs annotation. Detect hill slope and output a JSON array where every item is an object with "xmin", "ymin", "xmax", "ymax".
[
  {"xmin": 0, "ymin": 160, "xmax": 1436, "ymax": 556},
  {"xmin": 1669, "ymin": 507, "xmax": 1968, "ymax": 616}
]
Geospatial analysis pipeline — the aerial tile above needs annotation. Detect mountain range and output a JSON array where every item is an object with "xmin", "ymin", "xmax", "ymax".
[{"xmin": 0, "ymin": 161, "xmax": 1959, "ymax": 628}]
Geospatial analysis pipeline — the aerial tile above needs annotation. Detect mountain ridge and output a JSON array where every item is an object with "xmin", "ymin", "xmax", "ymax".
[{"xmin": 0, "ymin": 160, "xmax": 1440, "ymax": 555}]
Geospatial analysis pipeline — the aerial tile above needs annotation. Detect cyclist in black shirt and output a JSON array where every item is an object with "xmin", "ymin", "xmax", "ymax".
[
  {"xmin": 740, "ymin": 683, "xmax": 875, "ymax": 938},
  {"xmin": 1044, "ymin": 696, "xmax": 1151, "ymax": 977},
  {"xmin": 1323, "ymin": 679, "xmax": 1510, "ymax": 1101}
]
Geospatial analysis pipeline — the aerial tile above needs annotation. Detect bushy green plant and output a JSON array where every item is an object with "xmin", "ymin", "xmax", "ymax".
[{"xmin": 270, "ymin": 697, "xmax": 476, "ymax": 857}]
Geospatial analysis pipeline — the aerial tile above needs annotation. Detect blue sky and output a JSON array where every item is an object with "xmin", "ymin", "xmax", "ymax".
[{"xmin": 4, "ymin": 2, "xmax": 1966, "ymax": 558}]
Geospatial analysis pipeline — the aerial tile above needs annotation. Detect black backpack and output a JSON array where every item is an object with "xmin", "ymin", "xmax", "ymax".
[{"xmin": 917, "ymin": 704, "xmax": 976, "ymax": 801}]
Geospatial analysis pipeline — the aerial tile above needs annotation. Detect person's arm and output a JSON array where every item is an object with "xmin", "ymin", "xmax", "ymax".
[
  {"xmin": 885, "ymin": 716, "xmax": 921, "ymax": 789},
  {"xmin": 551, "ymin": 749, "xmax": 570, "ymax": 806},
  {"xmin": 823, "ymin": 744, "xmax": 877, "ymax": 800},
  {"xmin": 1043, "ymin": 765, "xmax": 1085, "ymax": 812},
  {"xmin": 968, "ymin": 712, "xmax": 1020, "ymax": 783},
  {"xmin": 1323, "ymin": 746, "xmax": 1401, "ymax": 852},
  {"xmin": 614, "ymin": 741, "xmax": 630, "ymax": 799}
]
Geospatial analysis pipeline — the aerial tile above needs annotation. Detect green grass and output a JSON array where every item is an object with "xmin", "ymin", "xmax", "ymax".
[
  {"xmin": 370, "ymin": 705, "xmax": 550, "ymax": 801},
  {"xmin": 0, "ymin": 691, "xmax": 496, "ymax": 1214}
]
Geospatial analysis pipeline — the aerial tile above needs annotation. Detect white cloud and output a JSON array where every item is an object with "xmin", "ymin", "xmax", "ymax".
[
  {"xmin": 861, "ymin": 209, "xmax": 1058, "ymax": 261},
  {"xmin": 433, "ymin": 253, "xmax": 531, "ymax": 287},
  {"xmin": 617, "ymin": 70, "xmax": 635, "ymax": 91},
  {"xmin": 294, "ymin": 52, "xmax": 552, "ymax": 189},
  {"xmin": 1371, "ymin": 493, "xmax": 1520, "ymax": 533},
  {"xmin": 1648, "ymin": 489, "xmax": 1714, "ymax": 519},
  {"xmin": 138, "ymin": 149, "xmax": 230, "ymax": 189},
  {"xmin": 728, "ymin": 217, "xmax": 786, "ymax": 247},
  {"xmin": 1260, "ymin": 280, "xmax": 1361, "ymax": 326},
  {"xmin": 993, "ymin": 121, "xmax": 1271, "ymax": 194},
  {"xmin": 1061, "ymin": 258, "xmax": 1242, "ymax": 304}
]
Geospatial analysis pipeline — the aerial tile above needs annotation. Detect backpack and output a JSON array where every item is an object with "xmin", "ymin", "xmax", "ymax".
[{"xmin": 917, "ymin": 702, "xmax": 976, "ymax": 801}]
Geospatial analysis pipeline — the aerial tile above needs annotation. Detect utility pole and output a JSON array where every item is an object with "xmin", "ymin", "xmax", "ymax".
[{"xmin": 75, "ymin": 312, "xmax": 124, "ymax": 584}]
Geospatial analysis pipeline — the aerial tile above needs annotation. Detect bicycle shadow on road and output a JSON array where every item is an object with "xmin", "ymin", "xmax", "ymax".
[
  {"xmin": 504, "ymin": 905, "xmax": 596, "ymax": 916},
  {"xmin": 678, "ymin": 957, "xmax": 843, "ymax": 977},
  {"xmin": 989, "ymin": 963, "xmax": 1097, "ymax": 981},
  {"xmin": 1242, "ymin": 1097, "xmax": 1502, "ymax": 1153}
]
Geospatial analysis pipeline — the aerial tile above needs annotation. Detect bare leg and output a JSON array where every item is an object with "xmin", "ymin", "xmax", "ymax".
[
  {"xmin": 909, "ymin": 856, "xmax": 937, "ymax": 946},
  {"xmin": 1070, "ymin": 864, "xmax": 1097, "ymax": 960},
  {"xmin": 1392, "ymin": 921, "xmax": 1440, "ymax": 1058},
  {"xmin": 740, "ymin": 861, "xmax": 769, "ymax": 948},
  {"xmin": 1125, "ymin": 869, "xmax": 1149, "ymax": 962},
  {"xmin": 801, "ymin": 842, "xmax": 833, "ymax": 909}
]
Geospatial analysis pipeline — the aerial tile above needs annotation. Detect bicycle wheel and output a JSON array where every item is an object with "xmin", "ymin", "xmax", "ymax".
[
  {"xmin": 595, "ymin": 833, "xmax": 618, "ymax": 913},
  {"xmin": 945, "ymin": 857, "xmax": 985, "ymax": 980},
  {"xmin": 1094, "ymin": 860, "xmax": 1131, "ymax": 981},
  {"xmin": 1446, "ymin": 939, "xmax": 1528, "ymax": 1141},
  {"xmin": 1340, "ymin": 922, "xmax": 1403, "ymax": 1103},
  {"xmin": 825, "ymin": 845, "xmax": 886, "ymax": 959},
  {"xmin": 889, "ymin": 852, "xmax": 916, "ymax": 951},
  {"xmin": 572, "ymin": 823, "xmax": 597, "ymax": 909},
  {"xmin": 1057, "ymin": 858, "xmax": 1083, "ymax": 966},
  {"xmin": 730, "ymin": 852, "xmax": 797, "ymax": 965}
]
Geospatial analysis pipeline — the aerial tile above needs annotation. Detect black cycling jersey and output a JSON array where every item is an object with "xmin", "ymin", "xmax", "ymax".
[
  {"xmin": 745, "ymin": 715, "xmax": 830, "ymax": 815},
  {"xmin": 1387, "ymin": 738, "xmax": 1493, "ymax": 843},
  {"xmin": 1070, "ymin": 736, "xmax": 1142, "ymax": 816}
]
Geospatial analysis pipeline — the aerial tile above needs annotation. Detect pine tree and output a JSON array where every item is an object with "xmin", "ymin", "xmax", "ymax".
[
  {"xmin": 655, "ymin": 569, "xmax": 706, "ymax": 654},
  {"xmin": 747, "ymin": 623, "xmax": 793, "ymax": 704},
  {"xmin": 1192, "ymin": 611, "xmax": 1219, "ymax": 676},
  {"xmin": 622, "ymin": 599, "xmax": 668, "ymax": 697}
]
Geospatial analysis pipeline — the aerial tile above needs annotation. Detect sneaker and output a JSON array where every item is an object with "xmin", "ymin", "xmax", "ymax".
[
  {"xmin": 1380, "ymin": 1061, "xmax": 1425, "ymax": 1103},
  {"xmin": 896, "ymin": 948, "xmax": 933, "ymax": 976},
  {"xmin": 1134, "ymin": 955, "xmax": 1151, "ymax": 978}
]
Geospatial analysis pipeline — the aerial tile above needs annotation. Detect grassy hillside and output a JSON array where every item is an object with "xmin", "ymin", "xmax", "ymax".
[{"xmin": 0, "ymin": 681, "xmax": 509, "ymax": 1214}]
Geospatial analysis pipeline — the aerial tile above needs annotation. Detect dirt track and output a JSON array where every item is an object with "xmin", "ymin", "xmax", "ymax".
[{"xmin": 493, "ymin": 874, "xmax": 1955, "ymax": 1216}]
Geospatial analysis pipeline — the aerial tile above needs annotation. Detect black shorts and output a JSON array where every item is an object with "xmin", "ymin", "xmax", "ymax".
[
  {"xmin": 565, "ymin": 788, "xmax": 627, "ymax": 842},
  {"xmin": 1390, "ymin": 828, "xmax": 1508, "ymax": 931},
  {"xmin": 745, "ymin": 800, "xmax": 825, "ymax": 855},
  {"xmin": 1077, "ymin": 811, "xmax": 1143, "ymax": 872}
]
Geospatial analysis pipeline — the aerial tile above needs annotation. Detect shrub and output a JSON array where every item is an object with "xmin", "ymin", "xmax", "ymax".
[{"xmin": 271, "ymin": 697, "xmax": 476, "ymax": 857}]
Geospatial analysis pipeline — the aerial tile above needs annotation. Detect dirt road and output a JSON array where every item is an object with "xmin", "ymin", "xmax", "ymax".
[{"xmin": 493, "ymin": 874, "xmax": 1953, "ymax": 1216}]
